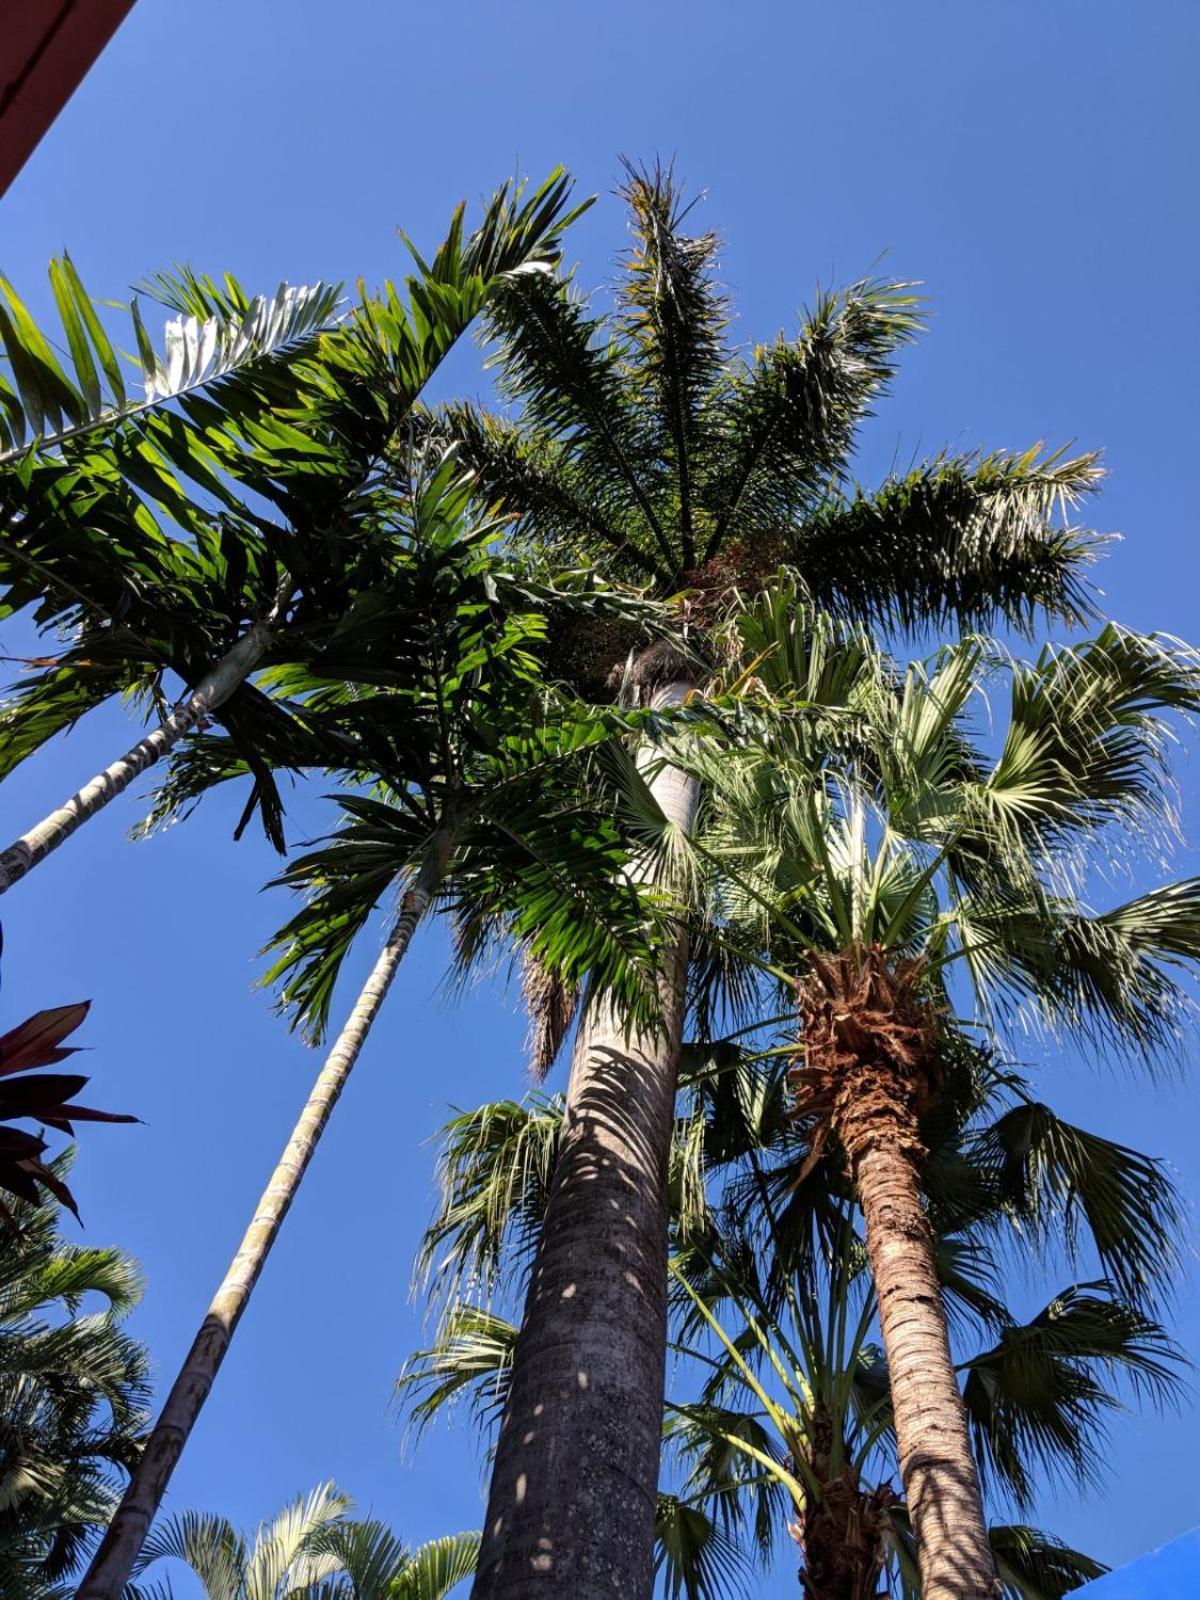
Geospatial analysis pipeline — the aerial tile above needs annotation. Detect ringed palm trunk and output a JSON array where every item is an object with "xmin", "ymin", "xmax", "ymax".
[
  {"xmin": 473, "ymin": 680, "xmax": 699, "ymax": 1600},
  {"xmin": 794, "ymin": 948, "xmax": 998, "ymax": 1600},
  {"xmin": 0, "ymin": 582, "xmax": 290, "ymax": 896},
  {"xmin": 77, "ymin": 833, "xmax": 453, "ymax": 1600}
]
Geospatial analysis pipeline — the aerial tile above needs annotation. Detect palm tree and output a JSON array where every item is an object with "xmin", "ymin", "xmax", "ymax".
[
  {"xmin": 77, "ymin": 462, "xmax": 673, "ymax": 1600},
  {"xmin": 671, "ymin": 588, "xmax": 1200, "ymax": 1594},
  {"xmin": 126, "ymin": 1482, "xmax": 478, "ymax": 1600},
  {"xmin": 665, "ymin": 1043, "xmax": 1179, "ymax": 1600},
  {"xmin": 441, "ymin": 162, "xmax": 1109, "ymax": 1598},
  {"xmin": 400, "ymin": 1035, "xmax": 1181, "ymax": 1599},
  {"xmin": 0, "ymin": 1156, "xmax": 149, "ymax": 1600},
  {"xmin": 0, "ymin": 171, "xmax": 581, "ymax": 893}
]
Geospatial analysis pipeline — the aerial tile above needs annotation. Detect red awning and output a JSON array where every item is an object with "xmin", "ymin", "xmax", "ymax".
[{"xmin": 1, "ymin": 0, "xmax": 137, "ymax": 197}]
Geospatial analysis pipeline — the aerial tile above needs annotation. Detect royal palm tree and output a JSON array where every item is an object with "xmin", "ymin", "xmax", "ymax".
[
  {"xmin": 669, "ymin": 588, "xmax": 1200, "ymax": 1595},
  {"xmin": 127, "ymin": 1482, "xmax": 478, "ymax": 1600},
  {"xmin": 77, "ymin": 460, "xmax": 675, "ymax": 1600},
  {"xmin": 0, "ymin": 171, "xmax": 581, "ymax": 893},
  {"xmin": 441, "ymin": 162, "xmax": 1109, "ymax": 1598},
  {"xmin": 0, "ymin": 1157, "xmax": 149, "ymax": 1600}
]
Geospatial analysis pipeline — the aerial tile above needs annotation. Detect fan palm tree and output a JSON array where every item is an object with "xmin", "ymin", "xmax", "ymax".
[
  {"xmin": 0, "ymin": 1155, "xmax": 149, "ymax": 1600},
  {"xmin": 77, "ymin": 461, "xmax": 677, "ymax": 1600},
  {"xmin": 441, "ymin": 162, "xmax": 1110, "ymax": 1598},
  {"xmin": 665, "ymin": 1046, "xmax": 1179, "ymax": 1600},
  {"xmin": 126, "ymin": 1482, "xmax": 478, "ymax": 1600},
  {"xmin": 668, "ymin": 588, "xmax": 1200, "ymax": 1594},
  {"xmin": 0, "ymin": 170, "xmax": 582, "ymax": 893}
]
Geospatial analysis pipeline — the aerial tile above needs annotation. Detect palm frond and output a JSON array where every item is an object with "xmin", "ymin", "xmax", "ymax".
[
  {"xmin": 961, "ymin": 1283, "xmax": 1185, "ymax": 1508},
  {"xmin": 794, "ymin": 445, "xmax": 1105, "ymax": 633},
  {"xmin": 395, "ymin": 1306, "xmax": 518, "ymax": 1450},
  {"xmin": 0, "ymin": 261, "xmax": 340, "ymax": 461}
]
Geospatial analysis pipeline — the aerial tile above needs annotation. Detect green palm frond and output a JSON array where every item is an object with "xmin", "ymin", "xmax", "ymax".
[
  {"xmin": 972, "ymin": 1097, "xmax": 1183, "ymax": 1310},
  {"xmin": 989, "ymin": 1524, "xmax": 1105, "ymax": 1600},
  {"xmin": 391, "ymin": 1530, "xmax": 480, "ymax": 1600},
  {"xmin": 395, "ymin": 1306, "xmax": 517, "ymax": 1450},
  {"xmin": 701, "ymin": 277, "xmax": 922, "ymax": 559},
  {"xmin": 795, "ymin": 446, "xmax": 1104, "ymax": 633},
  {"xmin": 961, "ymin": 1283, "xmax": 1185, "ymax": 1508},
  {"xmin": 0, "ymin": 262, "xmax": 340, "ymax": 462},
  {"xmin": 0, "ymin": 1165, "xmax": 149, "ymax": 1593},
  {"xmin": 417, "ymin": 1096, "xmax": 563, "ymax": 1309},
  {"xmin": 654, "ymin": 1493, "xmax": 751, "ymax": 1600}
]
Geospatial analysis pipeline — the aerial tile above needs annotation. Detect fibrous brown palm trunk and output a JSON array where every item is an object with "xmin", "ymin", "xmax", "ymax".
[
  {"xmin": 472, "ymin": 679, "xmax": 698, "ymax": 1600},
  {"xmin": 792, "ymin": 947, "xmax": 999, "ymax": 1600},
  {"xmin": 0, "ymin": 583, "xmax": 289, "ymax": 896},
  {"xmin": 77, "ymin": 834, "xmax": 452, "ymax": 1600},
  {"xmin": 793, "ymin": 1403, "xmax": 897, "ymax": 1600}
]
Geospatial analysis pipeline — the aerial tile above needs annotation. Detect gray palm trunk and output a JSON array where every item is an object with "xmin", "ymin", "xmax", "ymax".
[
  {"xmin": 473, "ymin": 683, "xmax": 699, "ymax": 1600},
  {"xmin": 0, "ymin": 586, "xmax": 289, "ymax": 896},
  {"xmin": 76, "ymin": 836, "xmax": 452, "ymax": 1600}
]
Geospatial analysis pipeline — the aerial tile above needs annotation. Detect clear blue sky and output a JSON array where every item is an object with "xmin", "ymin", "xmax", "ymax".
[{"xmin": 2, "ymin": 1, "xmax": 1199, "ymax": 1591}]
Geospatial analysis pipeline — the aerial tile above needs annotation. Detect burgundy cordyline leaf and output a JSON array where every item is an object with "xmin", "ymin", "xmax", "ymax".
[
  {"xmin": 0, "ymin": 1000, "xmax": 90, "ymax": 1075},
  {"xmin": 0, "ymin": 999, "xmax": 134, "ymax": 1226}
]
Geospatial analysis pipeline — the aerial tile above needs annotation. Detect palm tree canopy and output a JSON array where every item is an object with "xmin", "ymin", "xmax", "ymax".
[
  {"xmin": 127, "ymin": 1484, "xmax": 478, "ymax": 1600},
  {"xmin": 443, "ymin": 163, "xmax": 1105, "ymax": 652},
  {"xmin": 220, "ymin": 453, "xmax": 697, "ymax": 1044},
  {"xmin": 0, "ymin": 173, "xmax": 587, "ymax": 849},
  {"xmin": 676, "ymin": 585, "xmax": 1200, "ymax": 1079}
]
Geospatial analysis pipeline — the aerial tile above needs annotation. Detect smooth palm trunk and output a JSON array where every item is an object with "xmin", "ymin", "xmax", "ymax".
[
  {"xmin": 473, "ymin": 683, "xmax": 699, "ymax": 1600},
  {"xmin": 845, "ymin": 1094, "xmax": 997, "ymax": 1599},
  {"xmin": 77, "ymin": 841, "xmax": 450, "ymax": 1600},
  {"xmin": 0, "ymin": 587, "xmax": 288, "ymax": 896}
]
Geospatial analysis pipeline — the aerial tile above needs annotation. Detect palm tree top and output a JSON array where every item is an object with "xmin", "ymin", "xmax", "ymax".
[{"xmin": 445, "ymin": 162, "xmax": 1105, "ymax": 639}]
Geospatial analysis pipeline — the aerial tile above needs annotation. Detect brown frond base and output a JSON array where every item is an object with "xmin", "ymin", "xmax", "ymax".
[
  {"xmin": 791, "ymin": 1400, "xmax": 899, "ymax": 1600},
  {"xmin": 521, "ymin": 948, "xmax": 580, "ymax": 1081},
  {"xmin": 682, "ymin": 534, "xmax": 791, "ymax": 628},
  {"xmin": 789, "ymin": 944, "xmax": 940, "ymax": 1183},
  {"xmin": 795, "ymin": 1475, "xmax": 900, "ymax": 1600},
  {"xmin": 605, "ymin": 637, "xmax": 703, "ymax": 700}
]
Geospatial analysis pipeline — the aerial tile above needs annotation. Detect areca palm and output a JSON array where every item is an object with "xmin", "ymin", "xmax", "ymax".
[
  {"xmin": 442, "ymin": 162, "xmax": 1110, "ymax": 1598},
  {"xmin": 672, "ymin": 588, "xmax": 1200, "ymax": 1595},
  {"xmin": 127, "ymin": 1483, "xmax": 478, "ymax": 1600},
  {"xmin": 0, "ymin": 1157, "xmax": 149, "ymax": 1600},
  {"xmin": 0, "ymin": 171, "xmax": 581, "ymax": 892},
  {"xmin": 78, "ymin": 460, "xmax": 675, "ymax": 1600}
]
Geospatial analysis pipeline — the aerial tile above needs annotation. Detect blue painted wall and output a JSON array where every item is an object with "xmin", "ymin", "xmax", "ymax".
[{"xmin": 1077, "ymin": 1527, "xmax": 1200, "ymax": 1598}]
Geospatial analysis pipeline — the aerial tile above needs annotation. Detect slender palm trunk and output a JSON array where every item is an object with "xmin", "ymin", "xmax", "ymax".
[
  {"xmin": 473, "ymin": 682, "xmax": 699, "ymax": 1600},
  {"xmin": 0, "ymin": 582, "xmax": 290, "ymax": 896},
  {"xmin": 77, "ymin": 836, "xmax": 452, "ymax": 1600},
  {"xmin": 795, "ymin": 949, "xmax": 998, "ymax": 1598},
  {"xmin": 839, "ymin": 1080, "xmax": 996, "ymax": 1598}
]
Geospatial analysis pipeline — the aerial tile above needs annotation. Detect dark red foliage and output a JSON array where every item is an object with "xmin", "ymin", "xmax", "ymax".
[{"xmin": 0, "ymin": 1001, "xmax": 135, "ymax": 1224}]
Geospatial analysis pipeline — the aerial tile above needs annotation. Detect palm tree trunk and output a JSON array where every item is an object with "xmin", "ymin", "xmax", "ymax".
[
  {"xmin": 0, "ymin": 581, "xmax": 290, "ymax": 896},
  {"xmin": 76, "ymin": 834, "xmax": 452, "ymax": 1600},
  {"xmin": 473, "ymin": 681, "xmax": 699, "ymax": 1600},
  {"xmin": 844, "ymin": 1092, "xmax": 997, "ymax": 1599}
]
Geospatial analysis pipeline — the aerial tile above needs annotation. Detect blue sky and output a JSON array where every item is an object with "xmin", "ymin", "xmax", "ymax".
[{"xmin": 2, "ymin": 1, "xmax": 1199, "ymax": 1591}]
